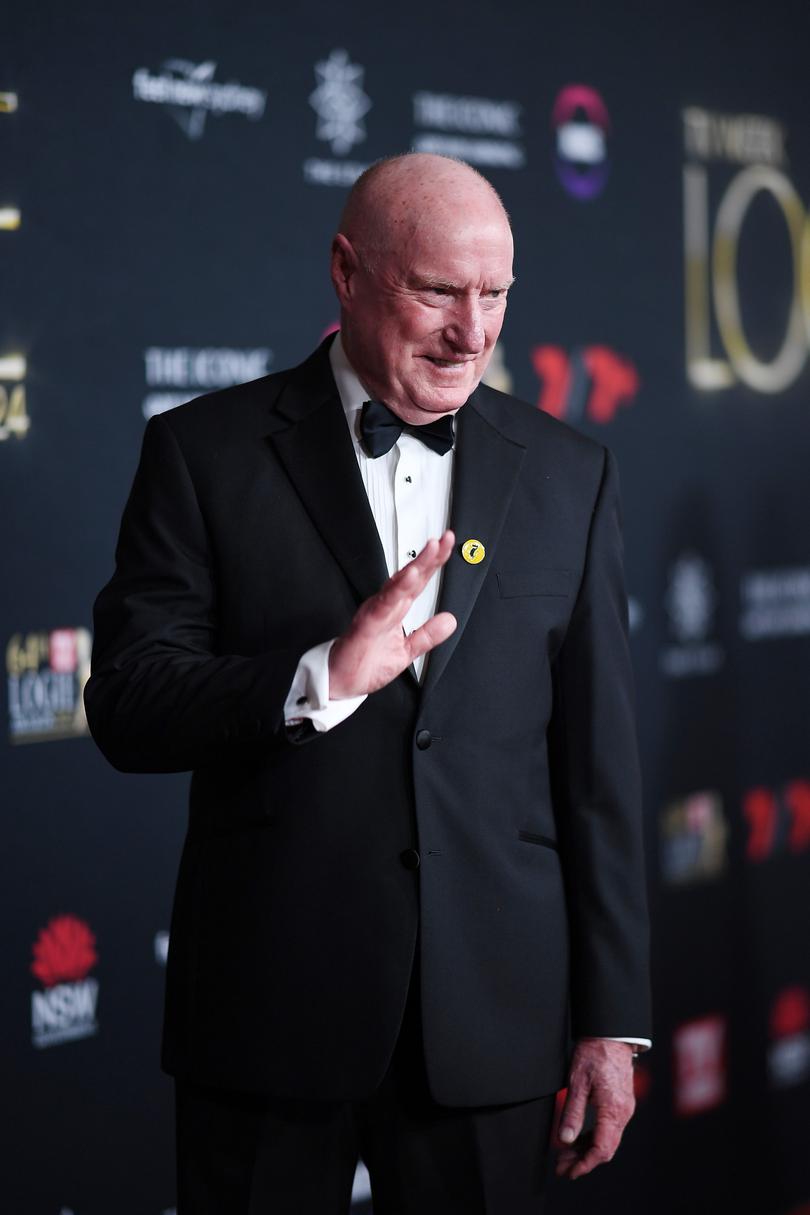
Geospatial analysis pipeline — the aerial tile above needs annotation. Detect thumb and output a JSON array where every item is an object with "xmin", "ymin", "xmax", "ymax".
[{"xmin": 558, "ymin": 1080, "xmax": 589, "ymax": 1144}]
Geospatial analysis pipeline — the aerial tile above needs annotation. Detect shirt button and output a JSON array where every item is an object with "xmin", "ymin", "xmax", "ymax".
[
  {"xmin": 407, "ymin": 549, "xmax": 417, "ymax": 559},
  {"xmin": 400, "ymin": 848, "xmax": 421, "ymax": 870},
  {"xmin": 404, "ymin": 475, "xmax": 413, "ymax": 483},
  {"xmin": 415, "ymin": 729, "xmax": 432, "ymax": 750}
]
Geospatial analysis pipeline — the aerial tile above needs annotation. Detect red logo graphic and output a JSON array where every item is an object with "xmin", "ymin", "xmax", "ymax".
[
  {"xmin": 673, "ymin": 1014, "xmax": 727, "ymax": 1116},
  {"xmin": 743, "ymin": 781, "xmax": 810, "ymax": 861},
  {"xmin": 771, "ymin": 988, "xmax": 810, "ymax": 1039},
  {"xmin": 31, "ymin": 915, "xmax": 98, "ymax": 988},
  {"xmin": 531, "ymin": 345, "xmax": 639, "ymax": 424}
]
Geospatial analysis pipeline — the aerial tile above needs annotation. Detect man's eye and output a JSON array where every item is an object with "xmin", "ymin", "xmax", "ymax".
[
  {"xmin": 430, "ymin": 286, "xmax": 449, "ymax": 296},
  {"xmin": 486, "ymin": 289, "xmax": 505, "ymax": 299}
]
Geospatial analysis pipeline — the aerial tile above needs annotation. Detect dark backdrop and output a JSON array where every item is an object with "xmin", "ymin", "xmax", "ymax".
[{"xmin": 3, "ymin": 3, "xmax": 810, "ymax": 1212}]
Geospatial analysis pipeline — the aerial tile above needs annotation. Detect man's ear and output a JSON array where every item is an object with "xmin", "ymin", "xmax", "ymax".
[{"xmin": 330, "ymin": 233, "xmax": 359, "ymax": 307}]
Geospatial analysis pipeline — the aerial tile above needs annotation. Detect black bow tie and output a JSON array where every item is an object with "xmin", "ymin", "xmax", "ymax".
[{"xmin": 360, "ymin": 399, "xmax": 455, "ymax": 459}]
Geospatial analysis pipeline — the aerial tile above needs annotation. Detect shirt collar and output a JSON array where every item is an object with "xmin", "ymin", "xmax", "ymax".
[{"xmin": 329, "ymin": 331, "xmax": 370, "ymax": 423}]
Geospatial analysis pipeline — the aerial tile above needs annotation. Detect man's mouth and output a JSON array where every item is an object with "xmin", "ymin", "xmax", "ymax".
[{"xmin": 424, "ymin": 357, "xmax": 473, "ymax": 368}]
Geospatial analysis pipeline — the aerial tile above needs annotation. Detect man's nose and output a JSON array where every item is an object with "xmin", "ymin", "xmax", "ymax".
[{"xmin": 443, "ymin": 299, "xmax": 486, "ymax": 353}]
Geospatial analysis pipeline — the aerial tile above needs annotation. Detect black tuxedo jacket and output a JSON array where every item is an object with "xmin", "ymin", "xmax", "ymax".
[{"xmin": 86, "ymin": 338, "xmax": 651, "ymax": 1107}]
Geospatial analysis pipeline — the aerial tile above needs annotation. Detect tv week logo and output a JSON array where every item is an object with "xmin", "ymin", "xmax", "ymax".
[{"xmin": 31, "ymin": 915, "xmax": 99, "ymax": 1048}]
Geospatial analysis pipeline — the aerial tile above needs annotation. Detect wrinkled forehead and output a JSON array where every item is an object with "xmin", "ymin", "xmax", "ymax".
[{"xmin": 380, "ymin": 204, "xmax": 514, "ymax": 281}]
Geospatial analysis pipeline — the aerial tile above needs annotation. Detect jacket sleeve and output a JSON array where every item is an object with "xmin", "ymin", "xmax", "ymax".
[
  {"xmin": 84, "ymin": 413, "xmax": 303, "ymax": 773},
  {"xmin": 549, "ymin": 446, "xmax": 652, "ymax": 1040}
]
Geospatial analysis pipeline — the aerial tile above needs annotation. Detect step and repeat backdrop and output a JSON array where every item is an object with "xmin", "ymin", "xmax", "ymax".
[{"xmin": 3, "ymin": 1, "xmax": 810, "ymax": 1212}]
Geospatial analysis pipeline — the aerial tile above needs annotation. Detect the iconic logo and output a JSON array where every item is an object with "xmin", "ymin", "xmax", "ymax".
[
  {"xmin": 743, "ymin": 780, "xmax": 810, "ymax": 862},
  {"xmin": 683, "ymin": 107, "xmax": 810, "ymax": 394},
  {"xmin": 551, "ymin": 85, "xmax": 611, "ymax": 200},
  {"xmin": 660, "ymin": 553, "xmax": 724, "ymax": 678},
  {"xmin": 740, "ymin": 565, "xmax": 810, "ymax": 641},
  {"xmin": 0, "ymin": 352, "xmax": 29, "ymax": 441},
  {"xmin": 6, "ymin": 628, "xmax": 91, "ymax": 743},
  {"xmin": 304, "ymin": 50, "xmax": 372, "ymax": 187},
  {"xmin": 769, "ymin": 987, "xmax": 810, "ymax": 1088},
  {"xmin": 412, "ymin": 90, "xmax": 524, "ymax": 169},
  {"xmin": 132, "ymin": 60, "xmax": 267, "ymax": 140},
  {"xmin": 31, "ymin": 915, "xmax": 99, "ymax": 1048},
  {"xmin": 660, "ymin": 791, "xmax": 727, "ymax": 885},
  {"xmin": 673, "ymin": 1015, "xmax": 727, "ymax": 1116},
  {"xmin": 532, "ymin": 344, "xmax": 639, "ymax": 424},
  {"xmin": 141, "ymin": 346, "xmax": 273, "ymax": 419}
]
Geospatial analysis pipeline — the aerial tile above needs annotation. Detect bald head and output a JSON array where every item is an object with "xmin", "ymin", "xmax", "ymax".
[
  {"xmin": 338, "ymin": 153, "xmax": 511, "ymax": 266},
  {"xmin": 330, "ymin": 152, "xmax": 515, "ymax": 424}
]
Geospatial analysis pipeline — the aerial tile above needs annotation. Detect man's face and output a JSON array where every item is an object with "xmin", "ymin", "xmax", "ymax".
[{"xmin": 334, "ymin": 204, "xmax": 514, "ymax": 422}]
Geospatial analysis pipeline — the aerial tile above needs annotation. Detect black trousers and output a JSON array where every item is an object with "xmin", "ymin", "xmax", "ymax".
[{"xmin": 175, "ymin": 980, "xmax": 556, "ymax": 1214}]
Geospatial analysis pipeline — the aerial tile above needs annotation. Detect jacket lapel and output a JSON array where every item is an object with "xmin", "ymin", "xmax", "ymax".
[
  {"xmin": 267, "ymin": 343, "xmax": 390, "ymax": 606},
  {"xmin": 420, "ymin": 391, "xmax": 526, "ymax": 703}
]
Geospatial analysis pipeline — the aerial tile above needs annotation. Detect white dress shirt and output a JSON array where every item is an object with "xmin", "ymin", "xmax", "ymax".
[
  {"xmin": 282, "ymin": 334, "xmax": 650, "ymax": 1052},
  {"xmin": 284, "ymin": 333, "xmax": 454, "ymax": 731}
]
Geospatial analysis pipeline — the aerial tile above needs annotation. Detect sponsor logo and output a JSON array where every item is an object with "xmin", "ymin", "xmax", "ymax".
[
  {"xmin": 743, "ymin": 781, "xmax": 810, "ymax": 862},
  {"xmin": 142, "ymin": 346, "xmax": 273, "ymax": 419},
  {"xmin": 31, "ymin": 916, "xmax": 99, "ymax": 1048},
  {"xmin": 740, "ymin": 566, "xmax": 810, "ymax": 640},
  {"xmin": 673, "ymin": 1014, "xmax": 727, "ymax": 1116},
  {"xmin": 660, "ymin": 553, "xmax": 724, "ymax": 678},
  {"xmin": 532, "ymin": 344, "xmax": 639, "ymax": 424},
  {"xmin": 132, "ymin": 60, "xmax": 267, "ymax": 140},
  {"xmin": 6, "ymin": 629, "xmax": 91, "ymax": 743},
  {"xmin": 683, "ymin": 107, "xmax": 810, "ymax": 394},
  {"xmin": 660, "ymin": 791, "xmax": 727, "ymax": 885},
  {"xmin": 412, "ymin": 90, "xmax": 524, "ymax": 169},
  {"xmin": 552, "ymin": 85, "xmax": 611, "ymax": 200},
  {"xmin": 0, "ymin": 353, "xmax": 29, "ymax": 440},
  {"xmin": 769, "ymin": 987, "xmax": 810, "ymax": 1088},
  {"xmin": 304, "ymin": 49, "xmax": 371, "ymax": 187}
]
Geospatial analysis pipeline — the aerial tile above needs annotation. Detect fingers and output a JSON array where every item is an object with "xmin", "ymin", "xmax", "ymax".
[
  {"xmin": 555, "ymin": 1039, "xmax": 636, "ymax": 1180},
  {"xmin": 358, "ymin": 531, "xmax": 455, "ymax": 632},
  {"xmin": 405, "ymin": 611, "xmax": 457, "ymax": 660},
  {"xmin": 557, "ymin": 1079, "xmax": 588, "ymax": 1148},
  {"xmin": 557, "ymin": 1115, "xmax": 623, "ymax": 1180}
]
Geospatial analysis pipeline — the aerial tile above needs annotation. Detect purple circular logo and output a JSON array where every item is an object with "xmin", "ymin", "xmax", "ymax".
[{"xmin": 552, "ymin": 84, "xmax": 611, "ymax": 201}]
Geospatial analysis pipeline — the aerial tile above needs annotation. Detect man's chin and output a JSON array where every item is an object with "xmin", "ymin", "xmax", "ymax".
[{"xmin": 412, "ymin": 375, "xmax": 480, "ymax": 414}]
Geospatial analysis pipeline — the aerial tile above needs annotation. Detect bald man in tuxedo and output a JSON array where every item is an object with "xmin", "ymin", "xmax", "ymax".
[{"xmin": 86, "ymin": 153, "xmax": 651, "ymax": 1213}]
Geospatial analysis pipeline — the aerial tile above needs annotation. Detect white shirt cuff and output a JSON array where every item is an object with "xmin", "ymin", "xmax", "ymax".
[
  {"xmin": 596, "ymin": 1037, "xmax": 652, "ymax": 1052},
  {"xmin": 284, "ymin": 639, "xmax": 367, "ymax": 734}
]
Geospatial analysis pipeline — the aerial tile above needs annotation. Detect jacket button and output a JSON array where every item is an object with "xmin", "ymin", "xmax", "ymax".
[
  {"xmin": 400, "ymin": 848, "xmax": 421, "ymax": 870},
  {"xmin": 415, "ymin": 729, "xmax": 432, "ymax": 750}
]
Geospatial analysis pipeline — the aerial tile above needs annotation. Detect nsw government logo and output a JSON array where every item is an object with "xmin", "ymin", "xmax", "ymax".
[
  {"xmin": 768, "ymin": 987, "xmax": 810, "ymax": 1088},
  {"xmin": 31, "ymin": 915, "xmax": 99, "ymax": 1048},
  {"xmin": 6, "ymin": 628, "xmax": 91, "ymax": 744},
  {"xmin": 304, "ymin": 49, "xmax": 372, "ymax": 187},
  {"xmin": 132, "ymin": 60, "xmax": 267, "ymax": 140},
  {"xmin": 660, "ymin": 553, "xmax": 724, "ymax": 677}
]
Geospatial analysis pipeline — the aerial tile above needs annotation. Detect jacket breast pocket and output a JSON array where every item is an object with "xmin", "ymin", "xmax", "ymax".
[{"xmin": 496, "ymin": 569, "xmax": 571, "ymax": 599}]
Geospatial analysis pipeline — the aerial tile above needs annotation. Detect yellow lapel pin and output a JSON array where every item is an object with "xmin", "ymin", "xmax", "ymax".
[{"xmin": 461, "ymin": 538, "xmax": 486, "ymax": 565}]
